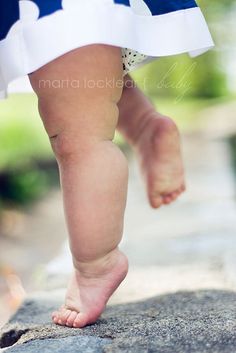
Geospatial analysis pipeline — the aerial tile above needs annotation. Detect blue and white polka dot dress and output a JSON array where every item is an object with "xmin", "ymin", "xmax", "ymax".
[{"xmin": 0, "ymin": 0, "xmax": 214, "ymax": 98}]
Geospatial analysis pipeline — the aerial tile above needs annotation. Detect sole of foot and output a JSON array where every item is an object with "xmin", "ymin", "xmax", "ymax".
[{"xmin": 134, "ymin": 114, "xmax": 186, "ymax": 209}]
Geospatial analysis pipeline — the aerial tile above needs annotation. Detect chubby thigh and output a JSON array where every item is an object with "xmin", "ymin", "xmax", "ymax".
[{"xmin": 29, "ymin": 44, "xmax": 124, "ymax": 154}]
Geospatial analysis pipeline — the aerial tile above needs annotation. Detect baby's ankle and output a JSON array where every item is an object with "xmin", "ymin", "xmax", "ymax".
[{"xmin": 72, "ymin": 248, "xmax": 127, "ymax": 279}]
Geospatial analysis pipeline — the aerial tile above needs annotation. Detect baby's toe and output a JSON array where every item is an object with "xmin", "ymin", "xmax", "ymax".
[
  {"xmin": 60, "ymin": 309, "xmax": 72, "ymax": 325},
  {"xmin": 52, "ymin": 306, "xmax": 74, "ymax": 326},
  {"xmin": 73, "ymin": 312, "xmax": 87, "ymax": 328},
  {"xmin": 171, "ymin": 191, "xmax": 180, "ymax": 199},
  {"xmin": 150, "ymin": 194, "xmax": 163, "ymax": 208},
  {"xmin": 53, "ymin": 316, "xmax": 59, "ymax": 324},
  {"xmin": 52, "ymin": 311, "xmax": 60, "ymax": 323},
  {"xmin": 66, "ymin": 311, "xmax": 78, "ymax": 327},
  {"xmin": 162, "ymin": 195, "xmax": 172, "ymax": 204},
  {"xmin": 163, "ymin": 189, "xmax": 181, "ymax": 203},
  {"xmin": 52, "ymin": 311, "xmax": 58, "ymax": 319}
]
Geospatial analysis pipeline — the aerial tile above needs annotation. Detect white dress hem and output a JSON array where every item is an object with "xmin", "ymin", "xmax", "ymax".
[{"xmin": 0, "ymin": 3, "xmax": 214, "ymax": 98}]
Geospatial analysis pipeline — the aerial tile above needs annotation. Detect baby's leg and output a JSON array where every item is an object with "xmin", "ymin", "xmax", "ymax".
[
  {"xmin": 117, "ymin": 75, "xmax": 185, "ymax": 208},
  {"xmin": 29, "ymin": 45, "xmax": 128, "ymax": 328}
]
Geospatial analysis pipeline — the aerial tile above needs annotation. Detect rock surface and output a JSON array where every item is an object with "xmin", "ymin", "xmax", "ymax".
[{"xmin": 1, "ymin": 290, "xmax": 236, "ymax": 353}]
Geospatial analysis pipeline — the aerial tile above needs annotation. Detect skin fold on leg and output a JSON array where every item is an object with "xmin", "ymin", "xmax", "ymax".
[{"xmin": 29, "ymin": 44, "xmax": 129, "ymax": 328}]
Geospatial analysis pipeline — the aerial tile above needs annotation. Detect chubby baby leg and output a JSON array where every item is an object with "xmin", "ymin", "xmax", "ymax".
[{"xmin": 29, "ymin": 45, "xmax": 128, "ymax": 328}]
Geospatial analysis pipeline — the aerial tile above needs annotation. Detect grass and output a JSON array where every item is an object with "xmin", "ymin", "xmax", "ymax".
[{"xmin": 0, "ymin": 94, "xmax": 52, "ymax": 171}]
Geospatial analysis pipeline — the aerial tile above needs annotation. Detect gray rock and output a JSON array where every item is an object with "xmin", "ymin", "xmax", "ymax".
[
  {"xmin": 4, "ymin": 336, "xmax": 110, "ymax": 353},
  {"xmin": 1, "ymin": 290, "xmax": 236, "ymax": 353}
]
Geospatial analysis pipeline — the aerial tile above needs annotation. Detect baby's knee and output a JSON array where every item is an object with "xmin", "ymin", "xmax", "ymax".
[
  {"xmin": 39, "ymin": 99, "xmax": 120, "ymax": 161},
  {"xmin": 33, "ymin": 76, "xmax": 124, "ymax": 160}
]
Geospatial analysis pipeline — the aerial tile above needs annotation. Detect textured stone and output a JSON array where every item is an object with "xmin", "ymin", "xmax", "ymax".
[
  {"xmin": 1, "ymin": 290, "xmax": 236, "ymax": 352},
  {"xmin": 4, "ymin": 336, "xmax": 110, "ymax": 353}
]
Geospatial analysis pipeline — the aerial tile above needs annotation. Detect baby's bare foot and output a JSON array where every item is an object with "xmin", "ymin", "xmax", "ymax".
[
  {"xmin": 52, "ymin": 249, "xmax": 128, "ymax": 328},
  {"xmin": 134, "ymin": 114, "xmax": 186, "ymax": 208}
]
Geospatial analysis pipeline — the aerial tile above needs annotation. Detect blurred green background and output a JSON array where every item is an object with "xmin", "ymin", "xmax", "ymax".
[{"xmin": 0, "ymin": 0, "xmax": 235, "ymax": 207}]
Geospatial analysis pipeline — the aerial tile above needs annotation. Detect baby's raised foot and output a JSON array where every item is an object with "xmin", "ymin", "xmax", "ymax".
[{"xmin": 134, "ymin": 114, "xmax": 186, "ymax": 208}]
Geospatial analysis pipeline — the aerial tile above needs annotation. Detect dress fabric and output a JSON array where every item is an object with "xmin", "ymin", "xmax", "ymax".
[{"xmin": 0, "ymin": 0, "xmax": 214, "ymax": 98}]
